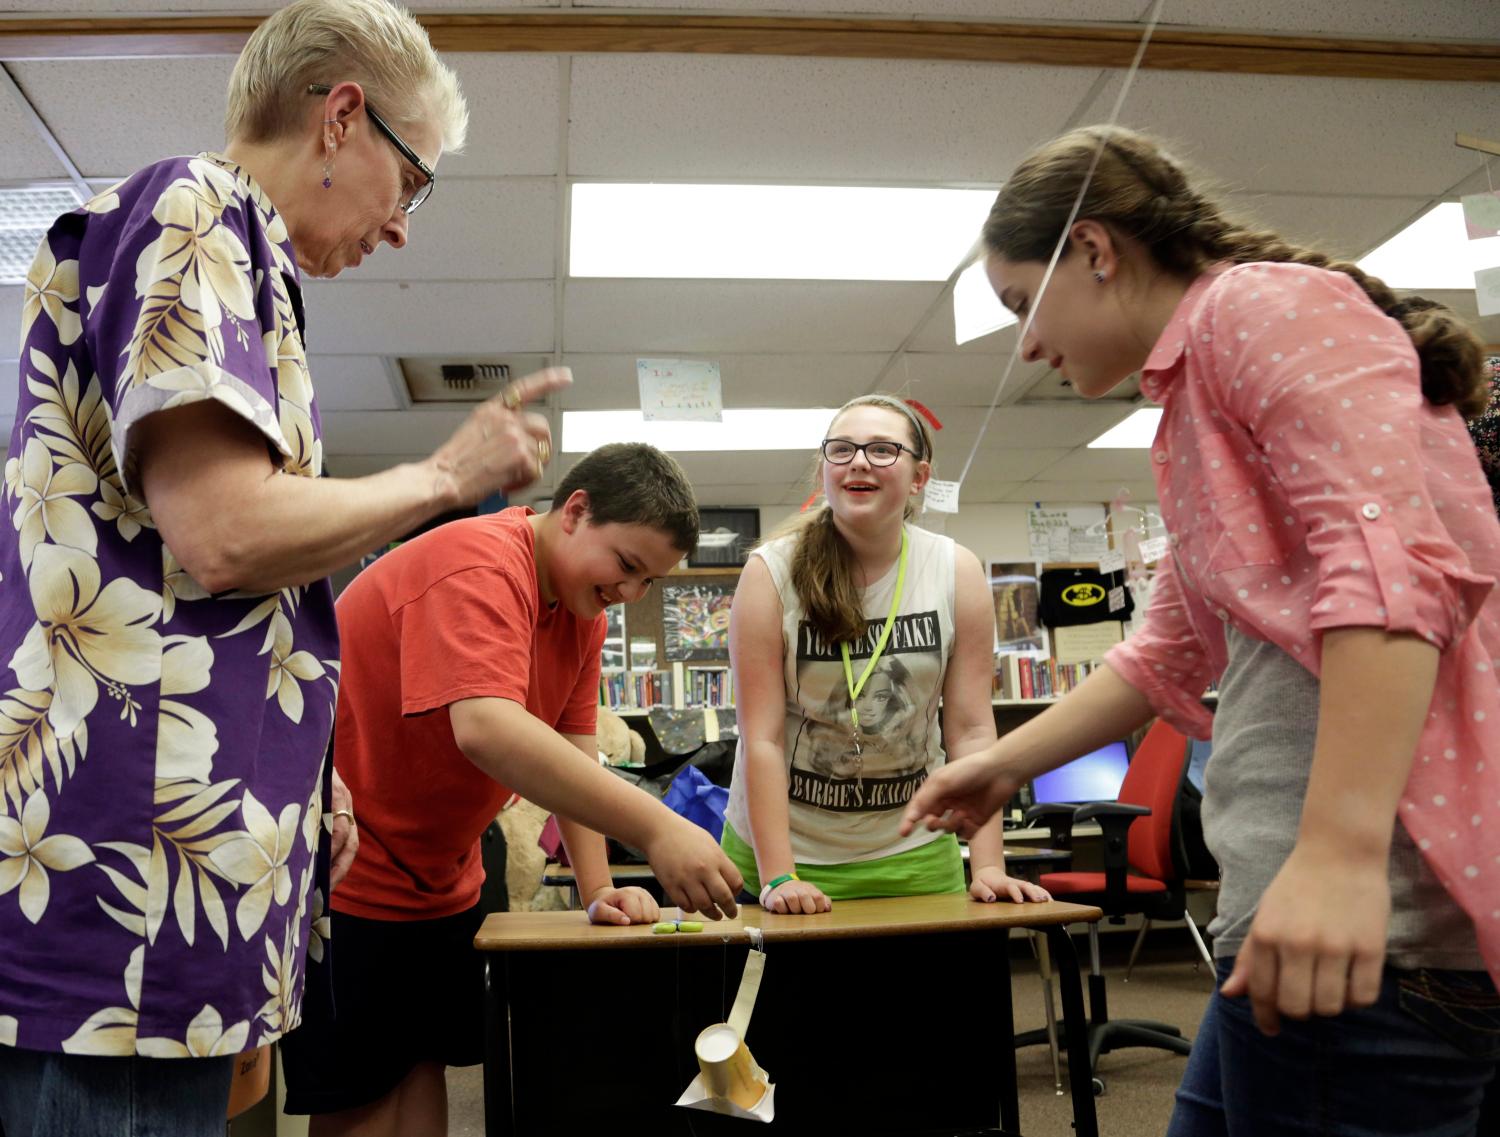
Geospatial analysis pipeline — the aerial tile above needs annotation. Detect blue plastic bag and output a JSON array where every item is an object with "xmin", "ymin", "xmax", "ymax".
[{"xmin": 661, "ymin": 763, "xmax": 730, "ymax": 842}]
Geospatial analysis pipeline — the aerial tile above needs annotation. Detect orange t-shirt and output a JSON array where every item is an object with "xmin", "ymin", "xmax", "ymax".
[{"xmin": 332, "ymin": 507, "xmax": 605, "ymax": 920}]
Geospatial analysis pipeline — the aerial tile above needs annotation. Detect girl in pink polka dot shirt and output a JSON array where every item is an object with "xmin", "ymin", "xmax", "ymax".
[{"xmin": 904, "ymin": 126, "xmax": 1499, "ymax": 1136}]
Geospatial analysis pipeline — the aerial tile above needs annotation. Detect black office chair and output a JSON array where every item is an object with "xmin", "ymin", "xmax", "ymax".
[{"xmin": 1020, "ymin": 721, "xmax": 1207, "ymax": 1089}]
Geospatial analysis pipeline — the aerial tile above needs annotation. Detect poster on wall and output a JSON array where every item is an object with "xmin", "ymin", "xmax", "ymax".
[
  {"xmin": 662, "ymin": 582, "xmax": 735, "ymax": 661},
  {"xmin": 601, "ymin": 604, "xmax": 627, "ymax": 669},
  {"xmin": 989, "ymin": 561, "xmax": 1048, "ymax": 655}
]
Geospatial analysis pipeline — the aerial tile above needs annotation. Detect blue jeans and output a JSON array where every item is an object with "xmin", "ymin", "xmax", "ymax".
[
  {"xmin": 1169, "ymin": 960, "xmax": 1500, "ymax": 1137},
  {"xmin": 0, "ymin": 1046, "xmax": 233, "ymax": 1137}
]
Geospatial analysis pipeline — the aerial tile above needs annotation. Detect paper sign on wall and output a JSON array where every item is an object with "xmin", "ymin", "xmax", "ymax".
[
  {"xmin": 638, "ymin": 359, "xmax": 723, "ymax": 422},
  {"xmin": 1138, "ymin": 535, "xmax": 1170, "ymax": 564},
  {"xmin": 1097, "ymin": 549, "xmax": 1126, "ymax": 575},
  {"xmin": 1053, "ymin": 622, "xmax": 1124, "ymax": 665},
  {"xmin": 1476, "ymin": 265, "xmax": 1500, "ymax": 318},
  {"xmin": 924, "ymin": 479, "xmax": 960, "ymax": 513},
  {"xmin": 1462, "ymin": 191, "xmax": 1500, "ymax": 240},
  {"xmin": 1028, "ymin": 508, "xmax": 1070, "ymax": 561}
]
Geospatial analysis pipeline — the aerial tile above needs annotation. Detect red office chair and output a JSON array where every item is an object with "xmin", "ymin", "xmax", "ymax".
[{"xmin": 1023, "ymin": 720, "xmax": 1212, "ymax": 1083}]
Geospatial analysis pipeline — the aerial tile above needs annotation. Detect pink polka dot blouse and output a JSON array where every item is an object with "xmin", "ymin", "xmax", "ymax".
[{"xmin": 1106, "ymin": 262, "xmax": 1500, "ymax": 980}]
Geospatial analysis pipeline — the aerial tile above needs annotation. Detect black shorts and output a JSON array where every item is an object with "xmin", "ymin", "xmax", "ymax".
[{"xmin": 280, "ymin": 904, "xmax": 486, "ymax": 1115}]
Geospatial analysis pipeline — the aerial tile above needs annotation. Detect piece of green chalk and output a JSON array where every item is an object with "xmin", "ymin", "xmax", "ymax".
[
  {"xmin": 678, "ymin": 921, "xmax": 703, "ymax": 933},
  {"xmin": 651, "ymin": 922, "xmax": 677, "ymax": 934}
]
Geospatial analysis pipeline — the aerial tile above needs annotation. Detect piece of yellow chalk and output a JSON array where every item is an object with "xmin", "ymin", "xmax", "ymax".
[
  {"xmin": 678, "ymin": 921, "xmax": 704, "ymax": 933},
  {"xmin": 651, "ymin": 922, "xmax": 677, "ymax": 934}
]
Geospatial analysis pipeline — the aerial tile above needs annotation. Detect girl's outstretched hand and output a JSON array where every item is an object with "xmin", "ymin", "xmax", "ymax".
[
  {"xmin": 970, "ymin": 866, "xmax": 1051, "ymax": 904},
  {"xmin": 900, "ymin": 753, "xmax": 1021, "ymax": 840},
  {"xmin": 1219, "ymin": 842, "xmax": 1390, "ymax": 1035}
]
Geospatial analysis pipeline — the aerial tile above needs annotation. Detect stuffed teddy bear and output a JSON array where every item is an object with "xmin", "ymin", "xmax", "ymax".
[{"xmin": 497, "ymin": 706, "xmax": 647, "ymax": 911}]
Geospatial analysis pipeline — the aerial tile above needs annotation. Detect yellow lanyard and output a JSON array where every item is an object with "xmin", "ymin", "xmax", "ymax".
[{"xmin": 839, "ymin": 528, "xmax": 909, "ymax": 744}]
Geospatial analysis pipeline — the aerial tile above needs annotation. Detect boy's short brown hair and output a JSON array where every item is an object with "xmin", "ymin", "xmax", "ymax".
[{"xmin": 553, "ymin": 443, "xmax": 699, "ymax": 552}]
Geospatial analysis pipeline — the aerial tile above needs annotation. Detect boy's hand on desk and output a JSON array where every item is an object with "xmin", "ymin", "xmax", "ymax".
[
  {"xmin": 586, "ymin": 885, "xmax": 660, "ymax": 926},
  {"xmin": 899, "ymin": 753, "xmax": 1020, "ymax": 840},
  {"xmin": 642, "ymin": 816, "xmax": 743, "ymax": 921},
  {"xmin": 970, "ymin": 867, "xmax": 1050, "ymax": 904},
  {"xmin": 1219, "ymin": 843, "xmax": 1390, "ymax": 1036}
]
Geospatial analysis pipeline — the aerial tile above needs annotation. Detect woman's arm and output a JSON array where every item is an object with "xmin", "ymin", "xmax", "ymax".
[
  {"xmin": 903, "ymin": 664, "xmax": 1155, "ymax": 839},
  {"xmin": 1221, "ymin": 626, "xmax": 1438, "ymax": 1033},
  {"xmin": 942, "ymin": 547, "xmax": 1049, "ymax": 902},
  {"xmin": 730, "ymin": 557, "xmax": 828, "ymax": 914},
  {"xmin": 135, "ymin": 367, "xmax": 569, "ymax": 594}
]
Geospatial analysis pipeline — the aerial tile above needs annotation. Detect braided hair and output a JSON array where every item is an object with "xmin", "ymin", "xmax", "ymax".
[{"xmin": 982, "ymin": 126, "xmax": 1487, "ymax": 418}]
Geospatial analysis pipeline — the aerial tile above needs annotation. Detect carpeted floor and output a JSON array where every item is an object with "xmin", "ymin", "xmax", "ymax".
[{"xmin": 446, "ymin": 926, "xmax": 1216, "ymax": 1137}]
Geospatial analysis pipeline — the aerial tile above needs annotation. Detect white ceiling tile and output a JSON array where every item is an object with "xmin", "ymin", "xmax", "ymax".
[
  {"xmin": 362, "ymin": 178, "xmax": 555, "ymax": 281},
  {"xmin": 1075, "ymin": 70, "xmax": 1500, "ymax": 197},
  {"xmin": 559, "ymin": 352, "xmax": 885, "ymax": 409},
  {"xmin": 955, "ymin": 447, "xmax": 1072, "ymax": 483},
  {"xmin": 1035, "ymin": 446, "xmax": 1156, "ymax": 482},
  {"xmin": 907, "ymin": 294, "xmax": 1016, "ymax": 355},
  {"xmin": 10, "ymin": 0, "xmax": 555, "ymax": 10},
  {"xmin": 563, "ymin": 281, "xmax": 940, "ymax": 353},
  {"xmin": 306, "ymin": 355, "xmax": 404, "ymax": 412},
  {"xmin": 583, "ymin": 0, "xmax": 1143, "ymax": 15},
  {"xmin": 13, "ymin": 57, "xmax": 233, "ymax": 179},
  {"xmin": 897, "ymin": 351, "xmax": 1053, "ymax": 405},
  {"xmin": 1226, "ymin": 192, "xmax": 1432, "ymax": 261},
  {"xmin": 923, "ymin": 401, "xmax": 1137, "ymax": 451},
  {"xmin": 301, "ymin": 280, "xmax": 554, "ymax": 355},
  {"xmin": 1169, "ymin": 0, "xmax": 1500, "ymax": 40},
  {"xmin": 439, "ymin": 55, "xmax": 561, "ymax": 178},
  {"xmin": 321, "ymin": 409, "xmax": 469, "ymax": 455},
  {"xmin": 569, "ymin": 55, "xmax": 1104, "ymax": 183},
  {"xmin": 0, "ymin": 288, "xmax": 23, "ymax": 360},
  {"xmin": 0, "ymin": 92, "xmax": 70, "ymax": 182}
]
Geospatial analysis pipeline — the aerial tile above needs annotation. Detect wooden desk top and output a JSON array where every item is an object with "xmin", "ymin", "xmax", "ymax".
[{"xmin": 475, "ymin": 892, "xmax": 1100, "ymax": 952}]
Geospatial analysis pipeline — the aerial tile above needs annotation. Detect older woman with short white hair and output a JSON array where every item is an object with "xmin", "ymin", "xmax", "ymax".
[{"xmin": 0, "ymin": 1, "xmax": 564, "ymax": 1132}]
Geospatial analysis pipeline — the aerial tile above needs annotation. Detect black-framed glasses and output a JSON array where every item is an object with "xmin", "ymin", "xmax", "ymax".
[
  {"xmin": 821, "ymin": 438, "xmax": 920, "ymax": 466},
  {"xmin": 308, "ymin": 84, "xmax": 435, "ymax": 215}
]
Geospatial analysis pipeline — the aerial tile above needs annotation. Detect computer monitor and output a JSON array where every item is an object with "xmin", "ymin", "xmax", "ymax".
[
  {"xmin": 1031, "ymin": 740, "xmax": 1131, "ymax": 805},
  {"xmin": 1186, "ymin": 738, "xmax": 1212, "ymax": 793}
]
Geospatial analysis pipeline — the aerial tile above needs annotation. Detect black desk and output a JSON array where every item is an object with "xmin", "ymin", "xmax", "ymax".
[{"xmin": 476, "ymin": 893, "xmax": 1102, "ymax": 1137}]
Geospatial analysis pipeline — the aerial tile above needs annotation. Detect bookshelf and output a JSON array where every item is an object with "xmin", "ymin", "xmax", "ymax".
[{"xmin": 598, "ymin": 565, "xmax": 740, "ymax": 713}]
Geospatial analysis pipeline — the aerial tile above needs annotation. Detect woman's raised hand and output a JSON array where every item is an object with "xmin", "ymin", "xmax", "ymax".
[{"xmin": 426, "ymin": 366, "xmax": 572, "ymax": 505}]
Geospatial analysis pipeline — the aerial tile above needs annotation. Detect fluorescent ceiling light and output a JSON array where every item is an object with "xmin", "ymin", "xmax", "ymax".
[
  {"xmin": 1358, "ymin": 202, "xmax": 1500, "ymax": 290},
  {"xmin": 570, "ymin": 184, "xmax": 996, "ymax": 280},
  {"xmin": 1088, "ymin": 407, "xmax": 1163, "ymax": 449},
  {"xmin": 0, "ymin": 185, "xmax": 84, "ymax": 284},
  {"xmin": 953, "ymin": 258, "xmax": 1018, "ymax": 344},
  {"xmin": 561, "ymin": 408, "xmax": 833, "ymax": 453}
]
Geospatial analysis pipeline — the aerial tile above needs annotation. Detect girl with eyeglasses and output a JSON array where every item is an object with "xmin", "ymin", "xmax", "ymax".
[{"xmin": 720, "ymin": 394, "xmax": 1050, "ymax": 913}]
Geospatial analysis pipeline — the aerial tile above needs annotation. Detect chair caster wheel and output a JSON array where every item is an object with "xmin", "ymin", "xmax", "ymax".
[{"xmin": 1092, "ymin": 1076, "xmax": 1106, "ymax": 1097}]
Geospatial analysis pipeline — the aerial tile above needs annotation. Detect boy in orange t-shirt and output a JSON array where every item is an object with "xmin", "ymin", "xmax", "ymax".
[{"xmin": 282, "ymin": 444, "xmax": 743, "ymax": 1132}]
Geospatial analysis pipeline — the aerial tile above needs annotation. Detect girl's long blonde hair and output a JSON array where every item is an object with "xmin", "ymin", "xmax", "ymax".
[
  {"xmin": 983, "ymin": 125, "xmax": 1487, "ymax": 418},
  {"xmin": 773, "ymin": 394, "xmax": 934, "ymax": 646}
]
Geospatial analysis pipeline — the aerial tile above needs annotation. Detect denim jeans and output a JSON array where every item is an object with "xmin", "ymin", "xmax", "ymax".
[
  {"xmin": 0, "ymin": 1046, "xmax": 233, "ymax": 1137},
  {"xmin": 1169, "ymin": 960, "xmax": 1500, "ymax": 1137}
]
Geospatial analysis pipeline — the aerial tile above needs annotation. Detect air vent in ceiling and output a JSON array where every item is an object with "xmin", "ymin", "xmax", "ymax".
[{"xmin": 398, "ymin": 356, "xmax": 554, "ymax": 403}]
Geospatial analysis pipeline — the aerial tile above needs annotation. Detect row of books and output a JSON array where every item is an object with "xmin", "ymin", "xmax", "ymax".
[
  {"xmin": 599, "ymin": 664, "xmax": 736, "ymax": 711},
  {"xmin": 993, "ymin": 654, "xmax": 1100, "ymax": 701}
]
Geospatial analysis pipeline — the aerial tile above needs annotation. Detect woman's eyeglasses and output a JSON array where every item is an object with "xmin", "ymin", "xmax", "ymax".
[
  {"xmin": 307, "ymin": 84, "xmax": 435, "ymax": 215},
  {"xmin": 821, "ymin": 439, "xmax": 919, "ymax": 466}
]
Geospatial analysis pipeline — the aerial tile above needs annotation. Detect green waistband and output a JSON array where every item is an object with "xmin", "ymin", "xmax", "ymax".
[{"xmin": 721, "ymin": 821, "xmax": 964, "ymax": 900}]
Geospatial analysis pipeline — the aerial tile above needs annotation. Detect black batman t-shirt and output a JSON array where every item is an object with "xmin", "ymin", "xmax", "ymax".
[{"xmin": 1039, "ymin": 567, "xmax": 1133, "ymax": 627}]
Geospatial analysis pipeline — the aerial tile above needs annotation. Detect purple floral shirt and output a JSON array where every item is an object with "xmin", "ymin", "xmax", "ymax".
[{"xmin": 0, "ymin": 153, "xmax": 338, "ymax": 1057}]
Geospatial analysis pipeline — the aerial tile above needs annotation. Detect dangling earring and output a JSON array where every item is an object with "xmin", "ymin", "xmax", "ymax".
[{"xmin": 322, "ymin": 120, "xmax": 337, "ymax": 189}]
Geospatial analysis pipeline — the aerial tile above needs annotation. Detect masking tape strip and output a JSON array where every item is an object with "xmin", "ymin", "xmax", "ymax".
[{"xmin": 728, "ymin": 934, "xmax": 766, "ymax": 1039}]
